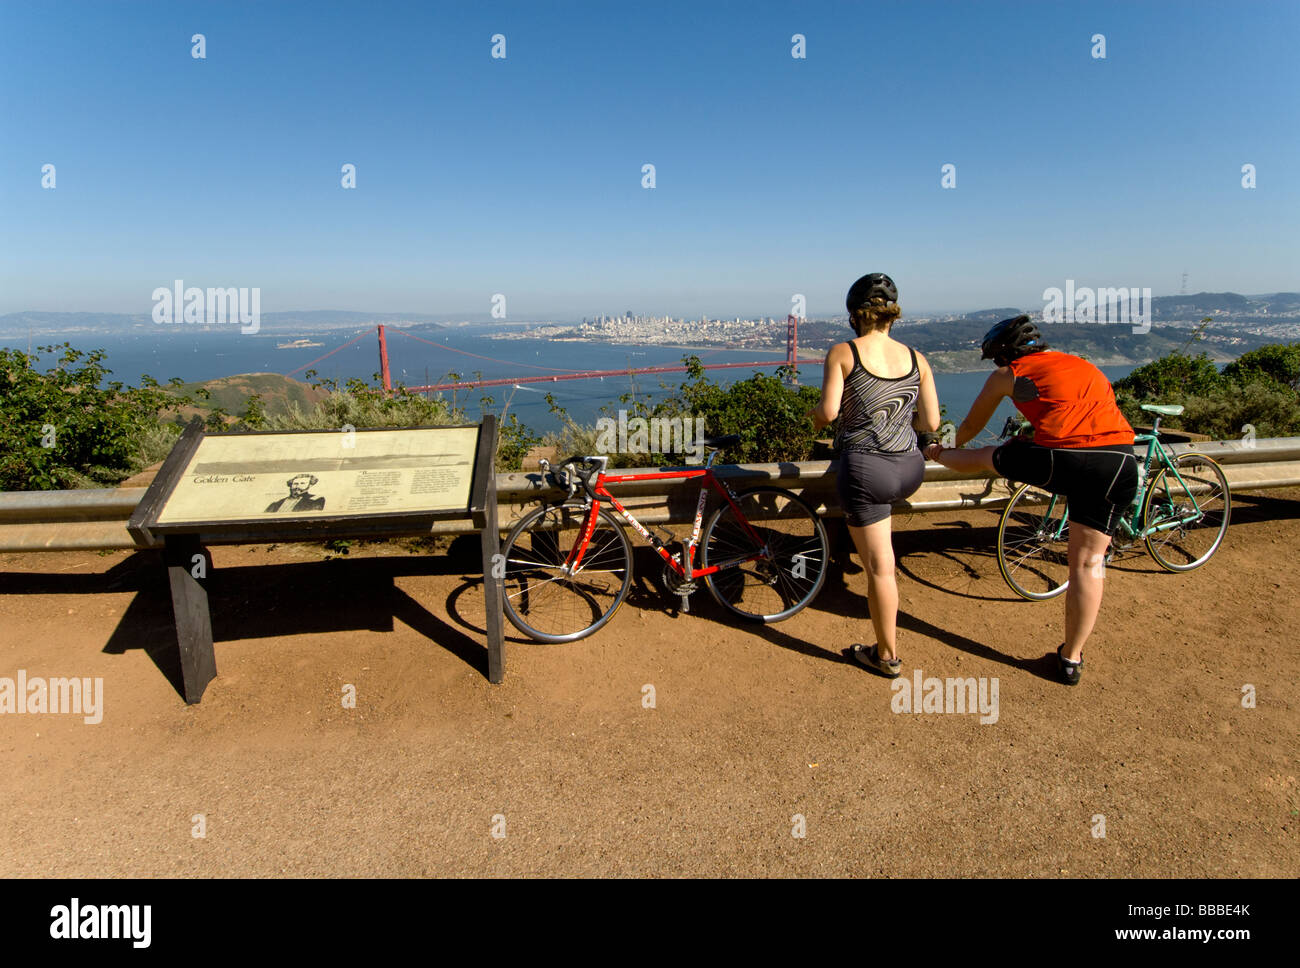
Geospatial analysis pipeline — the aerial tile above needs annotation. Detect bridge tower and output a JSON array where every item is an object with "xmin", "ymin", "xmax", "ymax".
[
  {"xmin": 785, "ymin": 314, "xmax": 800, "ymax": 385},
  {"xmin": 377, "ymin": 324, "xmax": 393, "ymax": 395}
]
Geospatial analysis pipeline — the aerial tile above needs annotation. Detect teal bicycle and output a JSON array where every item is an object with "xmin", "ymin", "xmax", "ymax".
[{"xmin": 995, "ymin": 404, "xmax": 1231, "ymax": 601}]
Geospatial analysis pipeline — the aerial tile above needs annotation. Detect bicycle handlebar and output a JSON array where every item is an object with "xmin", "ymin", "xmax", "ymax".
[
  {"xmin": 540, "ymin": 455, "xmax": 605, "ymax": 502},
  {"xmin": 999, "ymin": 415, "xmax": 1030, "ymax": 440}
]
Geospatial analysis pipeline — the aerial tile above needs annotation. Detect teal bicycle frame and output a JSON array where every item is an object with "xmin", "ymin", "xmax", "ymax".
[
  {"xmin": 1030, "ymin": 422, "xmax": 1209, "ymax": 547},
  {"xmin": 996, "ymin": 405, "xmax": 1231, "ymax": 600}
]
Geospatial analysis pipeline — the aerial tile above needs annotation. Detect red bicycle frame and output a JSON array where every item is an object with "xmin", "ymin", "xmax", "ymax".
[{"xmin": 563, "ymin": 465, "xmax": 770, "ymax": 580}]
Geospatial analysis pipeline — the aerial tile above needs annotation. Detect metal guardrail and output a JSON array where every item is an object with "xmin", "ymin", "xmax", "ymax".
[{"xmin": 1, "ymin": 438, "xmax": 1298, "ymax": 553}]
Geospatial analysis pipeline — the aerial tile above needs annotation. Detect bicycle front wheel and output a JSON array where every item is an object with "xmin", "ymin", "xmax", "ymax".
[
  {"xmin": 997, "ymin": 483, "xmax": 1070, "ymax": 601},
  {"xmin": 701, "ymin": 486, "xmax": 828, "ymax": 622},
  {"xmin": 1143, "ymin": 453, "xmax": 1230, "ymax": 572},
  {"xmin": 500, "ymin": 501, "xmax": 633, "ymax": 643}
]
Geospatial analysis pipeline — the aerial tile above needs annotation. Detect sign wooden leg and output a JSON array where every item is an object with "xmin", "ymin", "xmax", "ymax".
[
  {"xmin": 481, "ymin": 474, "xmax": 506, "ymax": 683},
  {"xmin": 164, "ymin": 536, "xmax": 217, "ymax": 703}
]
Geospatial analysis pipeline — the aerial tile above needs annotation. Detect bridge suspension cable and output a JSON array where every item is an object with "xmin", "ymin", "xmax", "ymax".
[
  {"xmin": 282, "ymin": 326, "xmax": 378, "ymax": 378},
  {"xmin": 387, "ymin": 326, "xmax": 586, "ymax": 373}
]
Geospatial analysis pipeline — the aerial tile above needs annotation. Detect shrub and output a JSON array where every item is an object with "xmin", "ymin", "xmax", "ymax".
[
  {"xmin": 1114, "ymin": 341, "xmax": 1300, "ymax": 440},
  {"xmin": 0, "ymin": 344, "xmax": 187, "ymax": 490},
  {"xmin": 261, "ymin": 375, "xmax": 538, "ymax": 471},
  {"xmin": 1176, "ymin": 381, "xmax": 1300, "ymax": 440},
  {"xmin": 541, "ymin": 357, "xmax": 823, "ymax": 466},
  {"xmin": 1221, "ymin": 342, "xmax": 1300, "ymax": 393},
  {"xmin": 1112, "ymin": 350, "xmax": 1221, "ymax": 400}
]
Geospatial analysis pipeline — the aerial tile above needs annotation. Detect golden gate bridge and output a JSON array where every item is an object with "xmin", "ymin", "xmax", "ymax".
[{"xmin": 284, "ymin": 315, "xmax": 821, "ymax": 394}]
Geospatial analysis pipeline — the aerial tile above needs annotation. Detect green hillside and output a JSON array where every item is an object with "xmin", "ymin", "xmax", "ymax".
[
  {"xmin": 798, "ymin": 318, "xmax": 1269, "ymax": 372},
  {"xmin": 168, "ymin": 372, "xmax": 329, "ymax": 423}
]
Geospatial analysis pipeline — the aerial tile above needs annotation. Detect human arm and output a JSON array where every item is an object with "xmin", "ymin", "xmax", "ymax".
[
  {"xmin": 922, "ymin": 366, "xmax": 1015, "ymax": 461},
  {"xmin": 807, "ymin": 346, "xmax": 845, "ymax": 432},
  {"xmin": 912, "ymin": 350, "xmax": 941, "ymax": 433},
  {"xmin": 952, "ymin": 366, "xmax": 1014, "ymax": 448}
]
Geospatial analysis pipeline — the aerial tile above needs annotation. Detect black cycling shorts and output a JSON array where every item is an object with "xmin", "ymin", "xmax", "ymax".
[
  {"xmin": 992, "ymin": 439, "xmax": 1139, "ymax": 536},
  {"xmin": 836, "ymin": 449, "xmax": 926, "ymax": 527}
]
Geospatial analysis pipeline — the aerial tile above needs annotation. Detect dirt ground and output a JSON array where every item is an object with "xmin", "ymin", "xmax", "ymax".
[{"xmin": 1, "ymin": 488, "xmax": 1296, "ymax": 878}]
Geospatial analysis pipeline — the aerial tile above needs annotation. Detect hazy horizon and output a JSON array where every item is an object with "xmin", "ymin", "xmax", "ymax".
[{"xmin": 4, "ymin": 286, "xmax": 1298, "ymax": 332}]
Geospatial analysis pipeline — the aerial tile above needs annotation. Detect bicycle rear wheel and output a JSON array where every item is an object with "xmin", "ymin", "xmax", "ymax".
[
  {"xmin": 500, "ymin": 501, "xmax": 633, "ymax": 643},
  {"xmin": 1142, "ymin": 453, "xmax": 1230, "ymax": 572},
  {"xmin": 997, "ymin": 483, "xmax": 1070, "ymax": 600},
  {"xmin": 701, "ymin": 486, "xmax": 828, "ymax": 622}
]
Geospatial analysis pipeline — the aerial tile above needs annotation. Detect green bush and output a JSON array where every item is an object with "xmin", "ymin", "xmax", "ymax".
[
  {"xmin": 261, "ymin": 375, "xmax": 539, "ymax": 472},
  {"xmin": 541, "ymin": 357, "xmax": 822, "ymax": 466},
  {"xmin": 671, "ymin": 359, "xmax": 823, "ymax": 463},
  {"xmin": 1112, "ymin": 350, "xmax": 1221, "ymax": 400},
  {"xmin": 0, "ymin": 344, "xmax": 187, "ymax": 490},
  {"xmin": 1221, "ymin": 343, "xmax": 1300, "ymax": 393},
  {"xmin": 262, "ymin": 374, "xmax": 458, "ymax": 432},
  {"xmin": 1173, "ymin": 381, "xmax": 1300, "ymax": 440},
  {"xmin": 1113, "ymin": 341, "xmax": 1300, "ymax": 440}
]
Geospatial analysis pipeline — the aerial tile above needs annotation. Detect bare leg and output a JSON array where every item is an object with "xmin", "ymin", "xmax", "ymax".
[
  {"xmin": 930, "ymin": 444, "xmax": 998, "ymax": 475},
  {"xmin": 846, "ymin": 517, "xmax": 899, "ymax": 660},
  {"xmin": 1063, "ymin": 521, "xmax": 1112, "ymax": 662}
]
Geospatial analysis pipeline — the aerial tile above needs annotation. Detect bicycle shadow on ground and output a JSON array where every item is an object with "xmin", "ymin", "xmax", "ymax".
[
  {"xmin": 818, "ymin": 561, "xmax": 1056, "ymax": 680},
  {"xmin": 894, "ymin": 520, "xmax": 1018, "ymax": 603},
  {"xmin": 1219, "ymin": 489, "xmax": 1300, "ymax": 523},
  {"xmin": 444, "ymin": 543, "xmax": 673, "ymax": 645},
  {"xmin": 823, "ymin": 514, "xmax": 1028, "ymax": 605},
  {"xmin": 441, "ymin": 488, "xmax": 1300, "ymax": 675},
  {"xmin": 681, "ymin": 569, "xmax": 1058, "ymax": 680}
]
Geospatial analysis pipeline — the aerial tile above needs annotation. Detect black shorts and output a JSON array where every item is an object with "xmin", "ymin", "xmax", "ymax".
[
  {"xmin": 992, "ymin": 439, "xmax": 1139, "ymax": 536},
  {"xmin": 836, "ymin": 449, "xmax": 926, "ymax": 527}
]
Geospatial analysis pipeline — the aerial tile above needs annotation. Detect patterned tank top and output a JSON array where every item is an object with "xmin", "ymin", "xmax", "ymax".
[{"xmin": 835, "ymin": 340, "xmax": 920, "ymax": 455}]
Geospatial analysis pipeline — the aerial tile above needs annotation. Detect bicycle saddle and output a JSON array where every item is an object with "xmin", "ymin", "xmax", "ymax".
[{"xmin": 1140, "ymin": 404, "xmax": 1185, "ymax": 416}]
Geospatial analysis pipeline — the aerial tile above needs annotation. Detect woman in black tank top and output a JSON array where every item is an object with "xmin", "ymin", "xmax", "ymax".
[{"xmin": 808, "ymin": 273, "xmax": 941, "ymax": 677}]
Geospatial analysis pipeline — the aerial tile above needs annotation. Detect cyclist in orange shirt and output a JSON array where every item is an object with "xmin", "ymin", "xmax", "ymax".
[{"xmin": 925, "ymin": 315, "xmax": 1138, "ymax": 685}]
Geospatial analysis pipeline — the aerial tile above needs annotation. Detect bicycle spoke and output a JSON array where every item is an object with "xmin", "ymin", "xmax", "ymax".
[
  {"xmin": 500, "ymin": 502, "xmax": 632, "ymax": 642},
  {"xmin": 702, "ymin": 487, "xmax": 828, "ymax": 621},
  {"xmin": 997, "ymin": 487, "xmax": 1069, "ymax": 600},
  {"xmin": 1143, "ymin": 454, "xmax": 1230, "ymax": 572}
]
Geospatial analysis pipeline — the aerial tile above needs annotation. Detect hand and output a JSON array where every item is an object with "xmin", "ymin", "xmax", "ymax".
[{"xmin": 924, "ymin": 443, "xmax": 945, "ymax": 461}]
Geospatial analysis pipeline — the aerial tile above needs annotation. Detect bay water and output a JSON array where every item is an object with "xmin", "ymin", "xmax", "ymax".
[{"xmin": 4, "ymin": 325, "xmax": 1140, "ymax": 443}]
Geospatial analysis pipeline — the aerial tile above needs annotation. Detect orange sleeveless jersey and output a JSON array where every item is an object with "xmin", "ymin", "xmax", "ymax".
[{"xmin": 1007, "ymin": 351, "xmax": 1134, "ymax": 448}]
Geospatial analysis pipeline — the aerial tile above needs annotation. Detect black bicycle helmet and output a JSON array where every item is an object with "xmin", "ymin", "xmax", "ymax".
[
  {"xmin": 846, "ymin": 272, "xmax": 898, "ymax": 313},
  {"xmin": 980, "ymin": 314, "xmax": 1045, "ymax": 365}
]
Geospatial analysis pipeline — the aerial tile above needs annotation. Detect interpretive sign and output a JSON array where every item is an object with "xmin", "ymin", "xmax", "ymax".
[
  {"xmin": 131, "ymin": 423, "xmax": 491, "ymax": 545},
  {"xmin": 155, "ymin": 426, "xmax": 477, "ymax": 523},
  {"xmin": 127, "ymin": 417, "xmax": 504, "ymax": 703}
]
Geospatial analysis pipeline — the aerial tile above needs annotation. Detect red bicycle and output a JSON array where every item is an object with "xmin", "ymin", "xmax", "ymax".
[{"xmin": 500, "ymin": 435, "xmax": 830, "ymax": 642}]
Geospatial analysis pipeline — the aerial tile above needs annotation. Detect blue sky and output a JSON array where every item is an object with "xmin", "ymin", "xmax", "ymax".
[{"xmin": 1, "ymin": 0, "xmax": 1296, "ymax": 318}]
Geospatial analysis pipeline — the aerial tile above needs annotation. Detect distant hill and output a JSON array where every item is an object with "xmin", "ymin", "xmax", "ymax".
[
  {"xmin": 801, "ymin": 309, "xmax": 1283, "ymax": 372},
  {"xmin": 2, "ymin": 290, "xmax": 1297, "ymax": 337},
  {"xmin": 166, "ymin": 373, "xmax": 330, "ymax": 424},
  {"xmin": 892, "ymin": 321, "xmax": 1247, "ymax": 372},
  {"xmin": 0, "ymin": 310, "xmax": 451, "ymax": 337},
  {"xmin": 1149, "ymin": 292, "xmax": 1252, "ymax": 317}
]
